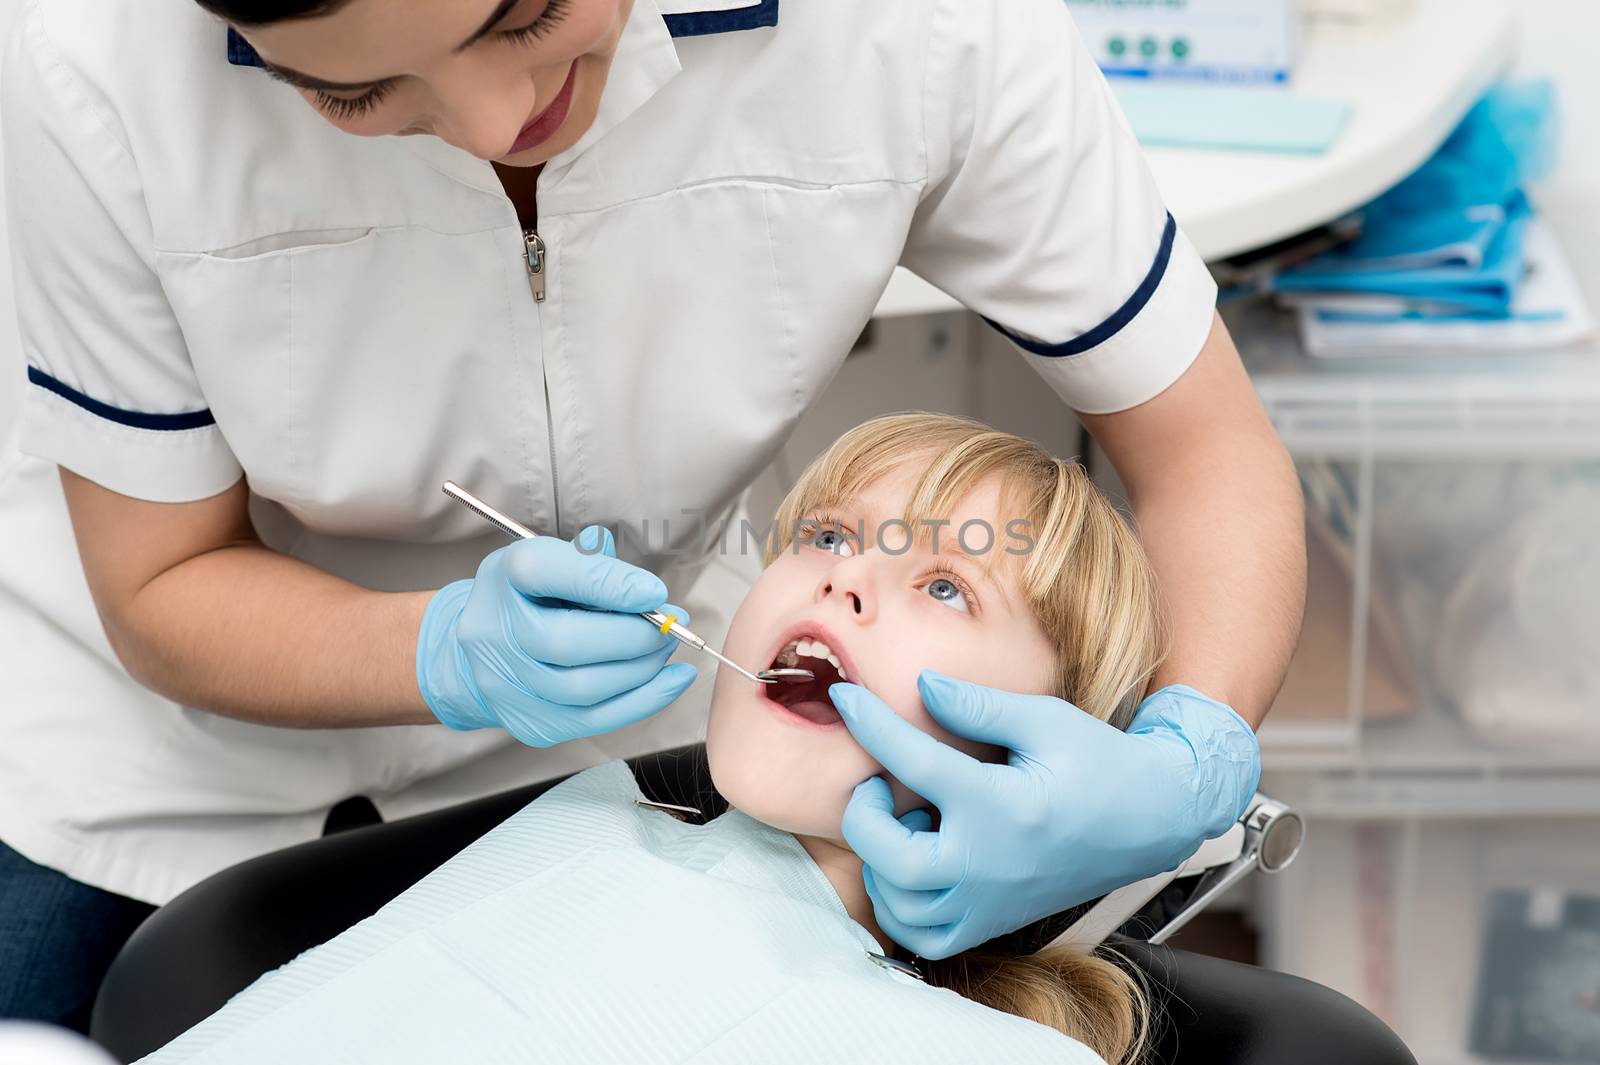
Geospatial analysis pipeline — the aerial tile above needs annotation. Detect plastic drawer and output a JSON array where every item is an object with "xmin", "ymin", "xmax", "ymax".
[
  {"xmin": 1260, "ymin": 816, "xmax": 1600, "ymax": 1064},
  {"xmin": 1262, "ymin": 455, "xmax": 1600, "ymax": 776}
]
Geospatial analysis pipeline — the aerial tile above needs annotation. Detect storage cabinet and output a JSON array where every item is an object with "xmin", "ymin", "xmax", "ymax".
[
  {"xmin": 1261, "ymin": 816, "xmax": 1600, "ymax": 1064},
  {"xmin": 1235, "ymin": 288, "xmax": 1600, "ymax": 1063}
]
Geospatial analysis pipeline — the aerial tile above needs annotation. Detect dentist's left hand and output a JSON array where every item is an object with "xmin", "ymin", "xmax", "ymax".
[
  {"xmin": 832, "ymin": 673, "xmax": 1260, "ymax": 959},
  {"xmin": 416, "ymin": 525, "xmax": 698, "ymax": 747}
]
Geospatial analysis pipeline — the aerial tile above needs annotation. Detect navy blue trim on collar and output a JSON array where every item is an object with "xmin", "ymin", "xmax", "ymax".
[
  {"xmin": 227, "ymin": 27, "xmax": 266, "ymax": 69},
  {"xmin": 27, "ymin": 367, "xmax": 217, "ymax": 431},
  {"xmin": 663, "ymin": 0, "xmax": 779, "ymax": 38},
  {"xmin": 987, "ymin": 213, "xmax": 1179, "ymax": 359}
]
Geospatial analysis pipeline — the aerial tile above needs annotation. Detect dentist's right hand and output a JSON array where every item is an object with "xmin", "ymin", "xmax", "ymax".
[{"xmin": 416, "ymin": 525, "xmax": 698, "ymax": 747}]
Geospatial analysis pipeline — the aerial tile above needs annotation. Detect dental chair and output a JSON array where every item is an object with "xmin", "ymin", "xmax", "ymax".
[{"xmin": 91, "ymin": 746, "xmax": 1416, "ymax": 1065}]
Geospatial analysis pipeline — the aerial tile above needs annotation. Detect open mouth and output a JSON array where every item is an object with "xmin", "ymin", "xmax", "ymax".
[{"xmin": 761, "ymin": 633, "xmax": 851, "ymax": 728}]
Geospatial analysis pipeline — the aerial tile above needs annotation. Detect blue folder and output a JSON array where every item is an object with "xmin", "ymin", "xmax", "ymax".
[{"xmin": 1276, "ymin": 195, "xmax": 1533, "ymax": 316}]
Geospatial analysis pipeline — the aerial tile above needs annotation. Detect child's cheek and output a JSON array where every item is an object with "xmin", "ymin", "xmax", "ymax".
[{"xmin": 911, "ymin": 702, "xmax": 1006, "ymax": 766}]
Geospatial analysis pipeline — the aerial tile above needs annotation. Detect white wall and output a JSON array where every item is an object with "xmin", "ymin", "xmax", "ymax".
[
  {"xmin": 1513, "ymin": 0, "xmax": 1600, "ymax": 292},
  {"xmin": 1515, "ymin": 0, "xmax": 1600, "ymax": 193}
]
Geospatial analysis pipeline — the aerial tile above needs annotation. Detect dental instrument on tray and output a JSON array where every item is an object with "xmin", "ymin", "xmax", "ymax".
[{"xmin": 442, "ymin": 482, "xmax": 814, "ymax": 687}]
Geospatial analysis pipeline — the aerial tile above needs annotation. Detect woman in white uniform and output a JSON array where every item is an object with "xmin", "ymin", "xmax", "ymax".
[{"xmin": 0, "ymin": 0, "xmax": 1305, "ymax": 1029}]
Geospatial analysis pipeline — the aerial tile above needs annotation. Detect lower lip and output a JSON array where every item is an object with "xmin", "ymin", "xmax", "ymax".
[
  {"xmin": 759, "ymin": 689, "xmax": 846, "ymax": 731},
  {"xmin": 508, "ymin": 63, "xmax": 578, "ymax": 156}
]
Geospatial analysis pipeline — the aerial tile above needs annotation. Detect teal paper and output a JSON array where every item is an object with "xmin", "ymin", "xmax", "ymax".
[{"xmin": 1112, "ymin": 84, "xmax": 1351, "ymax": 155}]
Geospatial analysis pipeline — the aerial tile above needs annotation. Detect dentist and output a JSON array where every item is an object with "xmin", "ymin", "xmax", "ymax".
[{"xmin": 0, "ymin": 0, "xmax": 1304, "ymax": 1026}]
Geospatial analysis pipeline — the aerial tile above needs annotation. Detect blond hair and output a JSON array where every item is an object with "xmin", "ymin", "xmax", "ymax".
[
  {"xmin": 767, "ymin": 412, "xmax": 1164, "ymax": 726},
  {"xmin": 767, "ymin": 412, "xmax": 1166, "ymax": 1064}
]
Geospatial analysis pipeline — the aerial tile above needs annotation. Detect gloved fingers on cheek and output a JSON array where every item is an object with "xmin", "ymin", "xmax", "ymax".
[
  {"xmin": 569, "ymin": 661, "xmax": 699, "ymax": 736},
  {"xmin": 831, "ymin": 685, "xmax": 978, "ymax": 812},
  {"xmin": 841, "ymin": 780, "xmax": 950, "ymax": 891},
  {"xmin": 916, "ymin": 670, "xmax": 1057, "ymax": 753},
  {"xmin": 862, "ymin": 866, "xmax": 960, "ymax": 927},
  {"xmin": 514, "ymin": 602, "xmax": 687, "ymax": 666},
  {"xmin": 525, "ymin": 642, "xmax": 679, "ymax": 708}
]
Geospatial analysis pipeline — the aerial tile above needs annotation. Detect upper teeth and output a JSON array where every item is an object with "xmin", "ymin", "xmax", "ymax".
[{"xmin": 786, "ymin": 638, "xmax": 847, "ymax": 680}]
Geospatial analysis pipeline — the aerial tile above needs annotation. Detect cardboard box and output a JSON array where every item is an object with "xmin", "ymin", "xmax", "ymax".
[{"xmin": 1065, "ymin": 0, "xmax": 1300, "ymax": 84}]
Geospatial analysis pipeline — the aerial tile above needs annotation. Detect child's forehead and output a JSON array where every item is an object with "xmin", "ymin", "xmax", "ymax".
[{"xmin": 836, "ymin": 464, "xmax": 1011, "ymax": 521}]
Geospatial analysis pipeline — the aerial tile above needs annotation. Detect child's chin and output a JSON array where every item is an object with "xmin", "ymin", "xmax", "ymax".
[{"xmin": 734, "ymin": 792, "xmax": 848, "ymax": 841}]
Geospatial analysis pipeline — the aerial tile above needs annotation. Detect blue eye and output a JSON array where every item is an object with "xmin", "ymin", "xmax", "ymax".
[
  {"xmin": 798, "ymin": 520, "xmax": 857, "ymax": 557},
  {"xmin": 811, "ymin": 528, "xmax": 856, "ymax": 556},
  {"xmin": 926, "ymin": 577, "xmax": 970, "ymax": 613}
]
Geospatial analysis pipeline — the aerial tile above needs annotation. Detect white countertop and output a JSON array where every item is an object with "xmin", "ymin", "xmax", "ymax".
[{"xmin": 876, "ymin": 0, "xmax": 1518, "ymax": 319}]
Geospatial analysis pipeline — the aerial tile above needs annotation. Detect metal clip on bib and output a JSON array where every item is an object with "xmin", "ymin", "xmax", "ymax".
[{"xmin": 866, "ymin": 952, "xmax": 925, "ymax": 981}]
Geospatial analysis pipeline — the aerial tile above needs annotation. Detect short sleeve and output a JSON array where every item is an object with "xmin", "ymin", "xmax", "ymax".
[
  {"xmin": 3, "ymin": 2, "xmax": 241, "ymax": 501},
  {"xmin": 900, "ymin": 0, "xmax": 1219, "ymax": 415}
]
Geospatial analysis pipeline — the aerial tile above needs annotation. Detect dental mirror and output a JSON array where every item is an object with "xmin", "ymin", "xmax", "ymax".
[{"xmin": 756, "ymin": 667, "xmax": 816, "ymax": 684}]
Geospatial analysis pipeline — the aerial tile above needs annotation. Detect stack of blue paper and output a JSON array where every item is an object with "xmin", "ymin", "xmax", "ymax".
[{"xmin": 1273, "ymin": 83, "xmax": 1559, "ymax": 328}]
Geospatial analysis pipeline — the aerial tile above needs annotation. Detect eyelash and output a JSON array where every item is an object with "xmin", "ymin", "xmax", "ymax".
[
  {"xmin": 795, "ymin": 514, "xmax": 981, "ymax": 615},
  {"xmin": 499, "ymin": 0, "xmax": 573, "ymax": 45},
  {"xmin": 307, "ymin": 0, "xmax": 574, "ymax": 119},
  {"xmin": 795, "ymin": 513, "xmax": 848, "ymax": 550},
  {"xmin": 311, "ymin": 82, "xmax": 396, "ymax": 121}
]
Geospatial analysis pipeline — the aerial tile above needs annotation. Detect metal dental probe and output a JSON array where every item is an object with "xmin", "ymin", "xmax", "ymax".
[{"xmin": 442, "ymin": 482, "xmax": 815, "ymax": 686}]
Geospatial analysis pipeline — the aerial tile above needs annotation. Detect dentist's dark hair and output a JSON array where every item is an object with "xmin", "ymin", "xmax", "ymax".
[{"xmin": 194, "ymin": 0, "xmax": 352, "ymax": 24}]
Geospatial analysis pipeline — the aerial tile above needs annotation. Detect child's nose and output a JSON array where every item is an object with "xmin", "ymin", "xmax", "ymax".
[
  {"xmin": 817, "ymin": 556, "xmax": 873, "ymax": 620},
  {"xmin": 820, "ymin": 579, "xmax": 864, "ymax": 616}
]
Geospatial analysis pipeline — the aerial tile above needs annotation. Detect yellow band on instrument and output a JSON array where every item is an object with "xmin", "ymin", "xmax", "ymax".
[{"xmin": 659, "ymin": 614, "xmax": 677, "ymax": 635}]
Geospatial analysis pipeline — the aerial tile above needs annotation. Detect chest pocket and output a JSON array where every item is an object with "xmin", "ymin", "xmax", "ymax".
[
  {"xmin": 202, "ymin": 227, "xmax": 375, "ymax": 261},
  {"xmin": 158, "ymin": 225, "xmax": 555, "ymax": 543}
]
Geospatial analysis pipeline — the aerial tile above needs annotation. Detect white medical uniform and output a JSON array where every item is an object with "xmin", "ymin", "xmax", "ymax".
[{"xmin": 0, "ymin": 0, "xmax": 1218, "ymax": 904}]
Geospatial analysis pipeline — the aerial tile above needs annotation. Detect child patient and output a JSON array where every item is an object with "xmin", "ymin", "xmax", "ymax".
[{"xmin": 141, "ymin": 413, "xmax": 1164, "ymax": 1065}]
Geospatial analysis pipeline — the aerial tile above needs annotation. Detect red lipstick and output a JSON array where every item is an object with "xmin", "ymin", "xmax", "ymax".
[{"xmin": 508, "ymin": 63, "xmax": 577, "ymax": 156}]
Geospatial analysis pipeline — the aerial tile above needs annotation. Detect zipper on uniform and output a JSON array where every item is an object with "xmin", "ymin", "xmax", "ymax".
[
  {"xmin": 523, "ymin": 228, "xmax": 547, "ymax": 303},
  {"xmin": 520, "ymin": 225, "xmax": 560, "ymax": 534}
]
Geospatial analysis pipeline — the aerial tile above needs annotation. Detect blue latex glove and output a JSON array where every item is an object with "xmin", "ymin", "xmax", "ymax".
[
  {"xmin": 832, "ymin": 673, "xmax": 1261, "ymax": 959},
  {"xmin": 417, "ymin": 525, "xmax": 698, "ymax": 748}
]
